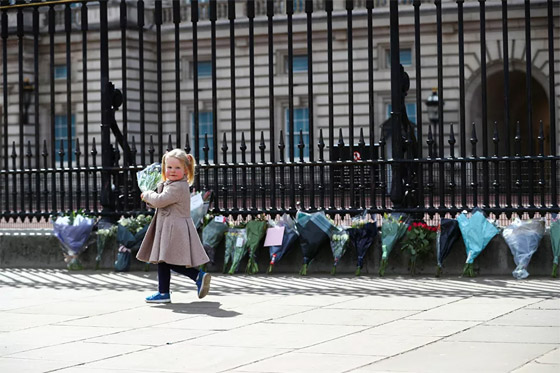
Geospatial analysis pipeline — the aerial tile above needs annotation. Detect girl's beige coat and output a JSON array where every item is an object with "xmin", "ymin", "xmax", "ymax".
[{"xmin": 136, "ymin": 179, "xmax": 209, "ymax": 267}]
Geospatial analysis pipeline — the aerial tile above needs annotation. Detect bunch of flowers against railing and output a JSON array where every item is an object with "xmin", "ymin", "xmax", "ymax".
[{"xmin": 50, "ymin": 165, "xmax": 560, "ymax": 278}]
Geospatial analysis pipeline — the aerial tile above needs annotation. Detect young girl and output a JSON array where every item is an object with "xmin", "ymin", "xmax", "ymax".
[{"xmin": 137, "ymin": 149, "xmax": 211, "ymax": 303}]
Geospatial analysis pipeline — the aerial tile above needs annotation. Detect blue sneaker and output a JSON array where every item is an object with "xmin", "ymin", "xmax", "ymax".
[
  {"xmin": 196, "ymin": 271, "xmax": 211, "ymax": 299},
  {"xmin": 145, "ymin": 292, "xmax": 171, "ymax": 303}
]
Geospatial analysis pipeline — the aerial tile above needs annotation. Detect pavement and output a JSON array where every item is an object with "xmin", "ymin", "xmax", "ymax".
[{"xmin": 0, "ymin": 269, "xmax": 558, "ymax": 373}]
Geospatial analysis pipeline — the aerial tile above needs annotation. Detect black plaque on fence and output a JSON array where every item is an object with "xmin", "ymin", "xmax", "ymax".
[{"xmin": 331, "ymin": 144, "xmax": 379, "ymax": 187}]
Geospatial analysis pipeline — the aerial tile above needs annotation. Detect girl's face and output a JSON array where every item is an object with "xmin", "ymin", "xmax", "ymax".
[{"xmin": 165, "ymin": 156, "xmax": 186, "ymax": 181}]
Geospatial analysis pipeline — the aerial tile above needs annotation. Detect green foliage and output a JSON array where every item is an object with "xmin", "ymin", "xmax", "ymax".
[{"xmin": 50, "ymin": 209, "xmax": 93, "ymax": 225}]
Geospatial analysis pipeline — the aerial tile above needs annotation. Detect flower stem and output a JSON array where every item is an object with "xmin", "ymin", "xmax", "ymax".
[
  {"xmin": 267, "ymin": 264, "xmax": 273, "ymax": 274},
  {"xmin": 552, "ymin": 263, "xmax": 558, "ymax": 278},
  {"xmin": 300, "ymin": 264, "xmax": 308, "ymax": 276},
  {"xmin": 331, "ymin": 266, "xmax": 336, "ymax": 276},
  {"xmin": 462, "ymin": 263, "xmax": 475, "ymax": 277},
  {"xmin": 436, "ymin": 265, "xmax": 442, "ymax": 278},
  {"xmin": 379, "ymin": 259, "xmax": 388, "ymax": 277},
  {"xmin": 355, "ymin": 266, "xmax": 361, "ymax": 276}
]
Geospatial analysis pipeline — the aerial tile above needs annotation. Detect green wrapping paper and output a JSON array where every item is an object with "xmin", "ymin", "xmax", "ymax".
[{"xmin": 245, "ymin": 219, "xmax": 268, "ymax": 274}]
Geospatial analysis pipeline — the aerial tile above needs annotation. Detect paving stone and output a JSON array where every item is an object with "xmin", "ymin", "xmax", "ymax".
[
  {"xmin": 363, "ymin": 319, "xmax": 480, "ymax": 337},
  {"xmin": 82, "ymin": 343, "xmax": 291, "ymax": 373},
  {"xmin": 447, "ymin": 325, "xmax": 560, "ymax": 344},
  {"xmin": 229, "ymin": 351, "xmax": 384, "ymax": 373},
  {"xmin": 301, "ymin": 332, "xmax": 441, "ymax": 356},
  {"xmin": 407, "ymin": 297, "xmax": 536, "ymax": 321},
  {"xmin": 349, "ymin": 341, "xmax": 557, "ymax": 373},
  {"xmin": 0, "ymin": 358, "xmax": 73, "ymax": 373},
  {"xmin": 272, "ymin": 308, "xmax": 417, "ymax": 327},
  {"xmin": 8, "ymin": 341, "xmax": 149, "ymax": 364},
  {"xmin": 190, "ymin": 322, "xmax": 367, "ymax": 349},
  {"xmin": 486, "ymin": 309, "xmax": 560, "ymax": 327}
]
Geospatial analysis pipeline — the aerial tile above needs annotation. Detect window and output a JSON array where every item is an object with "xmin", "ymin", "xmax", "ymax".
[
  {"xmin": 195, "ymin": 61, "xmax": 212, "ymax": 79},
  {"xmin": 191, "ymin": 111, "xmax": 214, "ymax": 161},
  {"xmin": 386, "ymin": 48, "xmax": 413, "ymax": 67},
  {"xmin": 293, "ymin": 0, "xmax": 305, "ymax": 12},
  {"xmin": 54, "ymin": 114, "xmax": 76, "ymax": 163},
  {"xmin": 285, "ymin": 107, "xmax": 309, "ymax": 159},
  {"xmin": 285, "ymin": 55, "xmax": 308, "ymax": 73},
  {"xmin": 54, "ymin": 65, "xmax": 67, "ymax": 80}
]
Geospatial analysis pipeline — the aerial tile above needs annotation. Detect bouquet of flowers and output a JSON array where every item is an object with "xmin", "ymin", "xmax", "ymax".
[
  {"xmin": 137, "ymin": 162, "xmax": 162, "ymax": 193},
  {"xmin": 266, "ymin": 214, "xmax": 299, "ymax": 273},
  {"xmin": 226, "ymin": 222, "xmax": 248, "ymax": 274},
  {"xmin": 401, "ymin": 221, "xmax": 437, "ymax": 275},
  {"xmin": 245, "ymin": 217, "xmax": 268, "ymax": 274},
  {"xmin": 552, "ymin": 215, "xmax": 560, "ymax": 278},
  {"xmin": 52, "ymin": 210, "xmax": 95, "ymax": 270},
  {"xmin": 202, "ymin": 215, "xmax": 228, "ymax": 265},
  {"xmin": 330, "ymin": 229, "xmax": 349, "ymax": 275},
  {"xmin": 347, "ymin": 211, "xmax": 378, "ymax": 276},
  {"xmin": 96, "ymin": 224, "xmax": 117, "ymax": 270},
  {"xmin": 436, "ymin": 218, "xmax": 461, "ymax": 277},
  {"xmin": 379, "ymin": 213, "xmax": 408, "ymax": 276},
  {"xmin": 191, "ymin": 190, "xmax": 212, "ymax": 230},
  {"xmin": 457, "ymin": 209, "xmax": 499, "ymax": 277},
  {"xmin": 296, "ymin": 211, "xmax": 335, "ymax": 276},
  {"xmin": 502, "ymin": 218, "xmax": 545, "ymax": 279},
  {"xmin": 114, "ymin": 214, "xmax": 152, "ymax": 272}
]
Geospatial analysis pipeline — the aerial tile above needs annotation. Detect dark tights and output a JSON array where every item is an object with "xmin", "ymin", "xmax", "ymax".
[{"xmin": 157, "ymin": 262, "xmax": 199, "ymax": 294}]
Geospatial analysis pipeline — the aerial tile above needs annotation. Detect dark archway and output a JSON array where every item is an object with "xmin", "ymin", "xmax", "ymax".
[{"xmin": 469, "ymin": 68, "xmax": 550, "ymax": 157}]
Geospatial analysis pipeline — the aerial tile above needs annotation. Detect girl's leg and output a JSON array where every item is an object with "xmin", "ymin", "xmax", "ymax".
[
  {"xmin": 157, "ymin": 262, "xmax": 172, "ymax": 293},
  {"xmin": 167, "ymin": 264, "xmax": 199, "ymax": 282}
]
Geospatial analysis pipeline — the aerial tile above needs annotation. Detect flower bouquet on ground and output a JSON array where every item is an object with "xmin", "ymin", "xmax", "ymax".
[
  {"xmin": 226, "ymin": 222, "xmax": 248, "ymax": 274},
  {"xmin": 137, "ymin": 162, "xmax": 162, "ymax": 193},
  {"xmin": 96, "ymin": 224, "xmax": 117, "ymax": 270},
  {"xmin": 201, "ymin": 215, "xmax": 228, "ymax": 265},
  {"xmin": 457, "ymin": 209, "xmax": 499, "ymax": 277},
  {"xmin": 379, "ymin": 213, "xmax": 408, "ymax": 276},
  {"xmin": 191, "ymin": 190, "xmax": 212, "ymax": 230},
  {"xmin": 347, "ymin": 211, "xmax": 378, "ymax": 276},
  {"xmin": 502, "ymin": 218, "xmax": 545, "ymax": 280},
  {"xmin": 330, "ymin": 228, "xmax": 350, "ymax": 275},
  {"xmin": 296, "ymin": 211, "xmax": 335, "ymax": 276},
  {"xmin": 436, "ymin": 218, "xmax": 461, "ymax": 277},
  {"xmin": 52, "ymin": 210, "xmax": 95, "ymax": 270},
  {"xmin": 115, "ymin": 214, "xmax": 152, "ymax": 272},
  {"xmin": 245, "ymin": 216, "xmax": 268, "ymax": 274},
  {"xmin": 552, "ymin": 215, "xmax": 560, "ymax": 278},
  {"xmin": 401, "ymin": 221, "xmax": 437, "ymax": 275},
  {"xmin": 266, "ymin": 214, "xmax": 299, "ymax": 273}
]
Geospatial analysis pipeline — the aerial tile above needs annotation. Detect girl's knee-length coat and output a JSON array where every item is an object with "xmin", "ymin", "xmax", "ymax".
[{"xmin": 136, "ymin": 178, "xmax": 209, "ymax": 267}]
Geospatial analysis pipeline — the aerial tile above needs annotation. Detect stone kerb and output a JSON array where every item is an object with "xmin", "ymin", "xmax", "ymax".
[{"xmin": 0, "ymin": 228, "xmax": 555, "ymax": 277}]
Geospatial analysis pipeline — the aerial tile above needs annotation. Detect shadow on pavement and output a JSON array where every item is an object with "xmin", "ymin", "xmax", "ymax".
[
  {"xmin": 153, "ymin": 301, "xmax": 241, "ymax": 318},
  {"xmin": 1, "ymin": 269, "xmax": 558, "ymax": 299}
]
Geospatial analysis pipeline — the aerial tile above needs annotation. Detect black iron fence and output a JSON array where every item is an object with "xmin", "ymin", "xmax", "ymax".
[{"xmin": 0, "ymin": 0, "xmax": 558, "ymax": 223}]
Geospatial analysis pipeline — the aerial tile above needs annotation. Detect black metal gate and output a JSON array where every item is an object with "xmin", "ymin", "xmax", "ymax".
[{"xmin": 1, "ymin": 0, "xmax": 558, "ymax": 223}]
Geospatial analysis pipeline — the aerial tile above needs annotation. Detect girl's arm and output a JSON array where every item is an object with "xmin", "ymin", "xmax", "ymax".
[{"xmin": 142, "ymin": 183, "xmax": 181, "ymax": 208}]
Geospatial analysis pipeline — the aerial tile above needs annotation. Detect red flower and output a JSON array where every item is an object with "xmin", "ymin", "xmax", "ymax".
[{"xmin": 408, "ymin": 226, "xmax": 412, "ymax": 231}]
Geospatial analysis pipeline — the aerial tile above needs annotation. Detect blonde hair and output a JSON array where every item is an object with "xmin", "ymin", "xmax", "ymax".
[{"xmin": 161, "ymin": 148, "xmax": 196, "ymax": 185}]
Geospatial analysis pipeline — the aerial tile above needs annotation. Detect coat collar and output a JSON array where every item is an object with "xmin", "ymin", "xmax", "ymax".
[{"xmin": 164, "ymin": 177, "xmax": 188, "ymax": 186}]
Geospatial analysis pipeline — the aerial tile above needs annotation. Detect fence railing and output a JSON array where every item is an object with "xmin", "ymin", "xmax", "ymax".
[{"xmin": 0, "ymin": 0, "xmax": 558, "ymax": 223}]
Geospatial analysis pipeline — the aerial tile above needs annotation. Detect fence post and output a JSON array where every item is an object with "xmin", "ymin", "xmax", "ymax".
[
  {"xmin": 389, "ymin": 0, "xmax": 403, "ymax": 209},
  {"xmin": 99, "ymin": 0, "xmax": 114, "ymax": 217}
]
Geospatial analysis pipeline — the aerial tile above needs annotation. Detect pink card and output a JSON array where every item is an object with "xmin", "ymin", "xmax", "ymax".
[{"xmin": 263, "ymin": 226, "xmax": 285, "ymax": 247}]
